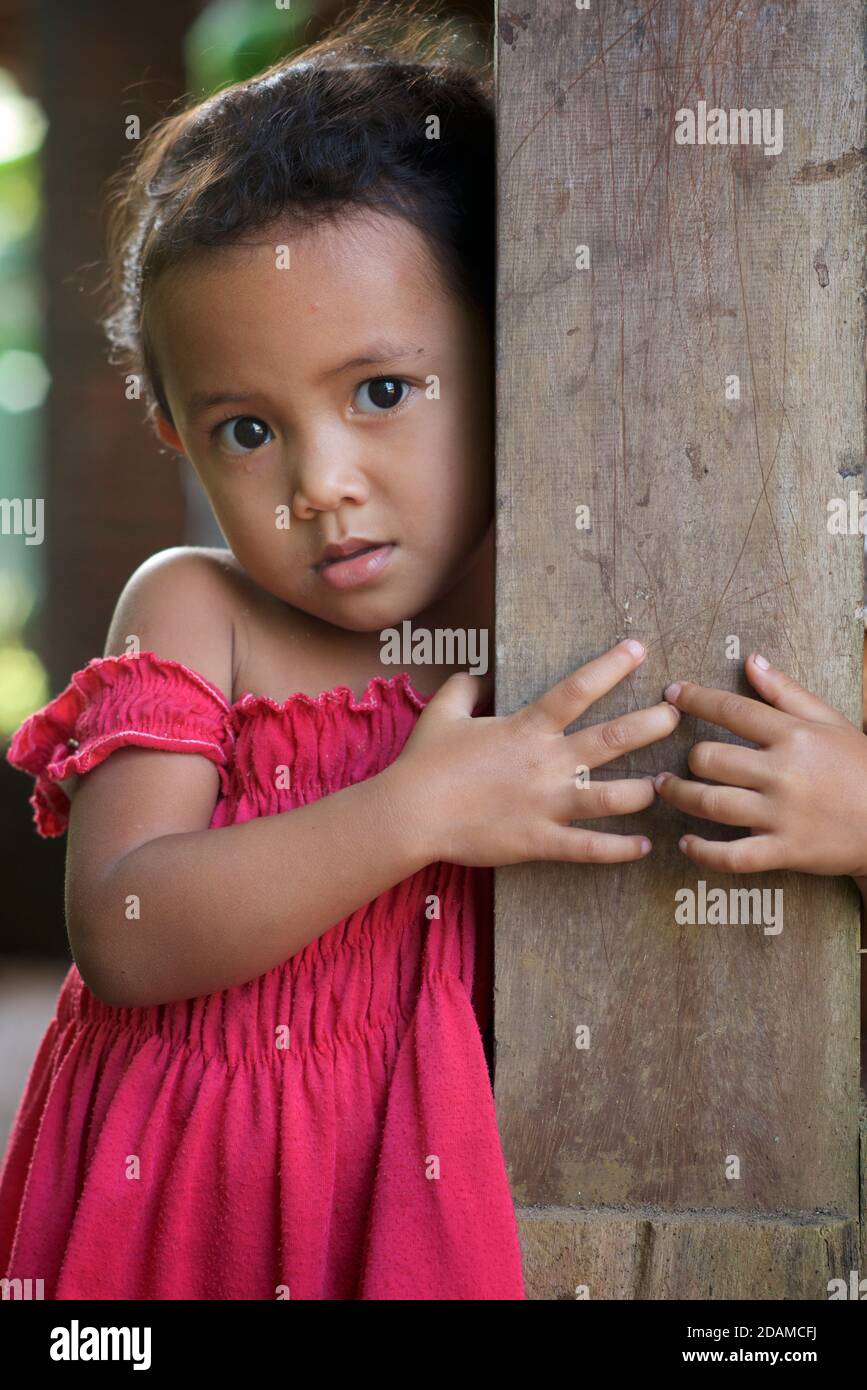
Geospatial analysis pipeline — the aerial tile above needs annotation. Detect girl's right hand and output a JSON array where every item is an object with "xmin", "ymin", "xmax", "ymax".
[{"xmin": 390, "ymin": 639, "xmax": 679, "ymax": 868}]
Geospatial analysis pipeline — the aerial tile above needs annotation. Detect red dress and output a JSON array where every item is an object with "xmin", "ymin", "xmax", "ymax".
[{"xmin": 0, "ymin": 651, "xmax": 525, "ymax": 1300}]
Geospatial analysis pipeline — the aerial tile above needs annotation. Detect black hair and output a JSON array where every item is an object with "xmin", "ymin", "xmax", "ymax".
[{"xmin": 99, "ymin": 0, "xmax": 494, "ymax": 425}]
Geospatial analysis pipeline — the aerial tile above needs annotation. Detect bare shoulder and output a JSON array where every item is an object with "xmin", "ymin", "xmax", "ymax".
[{"xmin": 104, "ymin": 546, "xmax": 238, "ymax": 703}]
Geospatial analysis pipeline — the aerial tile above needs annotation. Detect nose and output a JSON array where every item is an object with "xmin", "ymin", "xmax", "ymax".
[{"xmin": 289, "ymin": 439, "xmax": 369, "ymax": 518}]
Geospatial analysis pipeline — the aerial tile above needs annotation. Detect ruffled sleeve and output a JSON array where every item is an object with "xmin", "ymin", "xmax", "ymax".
[{"xmin": 5, "ymin": 651, "xmax": 235, "ymax": 838}]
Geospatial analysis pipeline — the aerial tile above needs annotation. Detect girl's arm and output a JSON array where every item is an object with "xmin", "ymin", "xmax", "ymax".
[
  {"xmin": 66, "ymin": 550, "xmax": 433, "ymax": 1008},
  {"xmin": 69, "ymin": 554, "xmax": 676, "ymax": 1008},
  {"xmin": 71, "ymin": 750, "xmax": 430, "ymax": 1008}
]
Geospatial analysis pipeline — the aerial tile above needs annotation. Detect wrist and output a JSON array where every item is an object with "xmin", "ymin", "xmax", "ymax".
[{"xmin": 377, "ymin": 759, "xmax": 438, "ymax": 870}]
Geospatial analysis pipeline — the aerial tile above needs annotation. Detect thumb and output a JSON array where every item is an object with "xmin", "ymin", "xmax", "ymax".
[
  {"xmin": 431, "ymin": 668, "xmax": 494, "ymax": 716},
  {"xmin": 744, "ymin": 651, "xmax": 850, "ymax": 728},
  {"xmin": 472, "ymin": 667, "xmax": 495, "ymax": 713}
]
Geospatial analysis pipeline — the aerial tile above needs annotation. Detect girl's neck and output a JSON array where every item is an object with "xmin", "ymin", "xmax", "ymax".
[{"xmin": 233, "ymin": 522, "xmax": 495, "ymax": 701}]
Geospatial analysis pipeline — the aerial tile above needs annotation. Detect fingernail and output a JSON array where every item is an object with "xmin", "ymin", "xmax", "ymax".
[
  {"xmin": 654, "ymin": 772, "xmax": 671, "ymax": 790},
  {"xmin": 664, "ymin": 682, "xmax": 682, "ymax": 701},
  {"xmin": 640, "ymin": 837, "xmax": 652, "ymax": 853},
  {"xmin": 625, "ymin": 639, "xmax": 645, "ymax": 657},
  {"xmin": 753, "ymin": 653, "xmax": 770, "ymax": 670},
  {"xmin": 678, "ymin": 836, "xmax": 689, "ymax": 851}
]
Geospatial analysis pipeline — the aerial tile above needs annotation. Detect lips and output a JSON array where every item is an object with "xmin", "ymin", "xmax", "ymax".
[
  {"xmin": 314, "ymin": 537, "xmax": 392, "ymax": 570},
  {"xmin": 314, "ymin": 541, "xmax": 396, "ymax": 591},
  {"xmin": 318, "ymin": 543, "xmax": 381, "ymax": 569}
]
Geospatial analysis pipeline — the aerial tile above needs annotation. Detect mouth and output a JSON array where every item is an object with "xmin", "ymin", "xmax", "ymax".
[
  {"xmin": 314, "ymin": 542, "xmax": 397, "ymax": 591},
  {"xmin": 315, "ymin": 542, "xmax": 389, "ymax": 571}
]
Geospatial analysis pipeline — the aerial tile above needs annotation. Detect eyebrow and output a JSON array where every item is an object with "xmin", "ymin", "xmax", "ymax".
[
  {"xmin": 186, "ymin": 389, "xmax": 260, "ymax": 417},
  {"xmin": 185, "ymin": 341, "xmax": 423, "ymax": 417},
  {"xmin": 313, "ymin": 340, "xmax": 423, "ymax": 383}
]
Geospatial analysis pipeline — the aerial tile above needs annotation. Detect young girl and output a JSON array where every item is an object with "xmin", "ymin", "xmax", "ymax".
[{"xmin": 0, "ymin": 6, "xmax": 680, "ymax": 1300}]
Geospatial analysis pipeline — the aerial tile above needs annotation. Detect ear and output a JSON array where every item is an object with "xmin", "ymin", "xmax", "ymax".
[{"xmin": 152, "ymin": 411, "xmax": 186, "ymax": 455}]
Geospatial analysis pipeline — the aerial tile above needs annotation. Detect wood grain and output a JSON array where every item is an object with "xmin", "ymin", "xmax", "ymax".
[{"xmin": 495, "ymin": 0, "xmax": 865, "ymax": 1297}]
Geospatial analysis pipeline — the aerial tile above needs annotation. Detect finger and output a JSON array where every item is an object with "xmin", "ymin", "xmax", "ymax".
[
  {"xmin": 687, "ymin": 740, "xmax": 768, "ymax": 790},
  {"xmin": 523, "ymin": 638, "xmax": 647, "ymax": 733},
  {"xmin": 569, "ymin": 776, "xmax": 657, "ymax": 820},
  {"xmin": 744, "ymin": 652, "xmax": 852, "ymax": 728},
  {"xmin": 577, "ymin": 701, "xmax": 681, "ymax": 770},
  {"xmin": 662, "ymin": 680, "xmax": 787, "ymax": 745},
  {"xmin": 470, "ymin": 668, "xmax": 495, "ymax": 713},
  {"xmin": 677, "ymin": 832, "xmax": 785, "ymax": 873},
  {"xmin": 654, "ymin": 771, "xmax": 772, "ymax": 828},
  {"xmin": 545, "ymin": 825, "xmax": 653, "ymax": 864},
  {"xmin": 429, "ymin": 669, "xmax": 493, "ymax": 716}
]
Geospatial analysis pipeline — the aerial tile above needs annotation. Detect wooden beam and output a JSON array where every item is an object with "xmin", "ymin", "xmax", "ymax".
[
  {"xmin": 496, "ymin": 0, "xmax": 864, "ymax": 1298},
  {"xmin": 519, "ymin": 1207, "xmax": 858, "ymax": 1300}
]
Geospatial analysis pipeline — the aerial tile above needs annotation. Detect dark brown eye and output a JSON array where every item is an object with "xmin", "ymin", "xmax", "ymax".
[
  {"xmin": 354, "ymin": 378, "xmax": 410, "ymax": 413},
  {"xmin": 215, "ymin": 416, "xmax": 273, "ymax": 453}
]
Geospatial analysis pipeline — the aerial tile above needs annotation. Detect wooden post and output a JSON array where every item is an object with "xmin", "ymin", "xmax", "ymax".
[{"xmin": 496, "ymin": 0, "xmax": 864, "ymax": 1298}]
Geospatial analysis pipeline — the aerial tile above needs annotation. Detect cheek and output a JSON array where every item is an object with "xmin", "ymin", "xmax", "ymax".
[
  {"xmin": 442, "ymin": 451, "xmax": 493, "ymax": 531},
  {"xmin": 391, "ymin": 463, "xmax": 459, "ymax": 533},
  {"xmin": 388, "ymin": 434, "xmax": 490, "ymax": 542},
  {"xmin": 202, "ymin": 482, "xmax": 280, "ymax": 558},
  {"xmin": 204, "ymin": 463, "xmax": 278, "ymax": 515}
]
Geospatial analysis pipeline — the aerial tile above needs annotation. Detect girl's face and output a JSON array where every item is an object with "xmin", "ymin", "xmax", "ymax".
[{"xmin": 147, "ymin": 208, "xmax": 494, "ymax": 633}]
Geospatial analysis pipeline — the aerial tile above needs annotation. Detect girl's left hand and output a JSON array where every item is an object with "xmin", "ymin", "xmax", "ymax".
[{"xmin": 654, "ymin": 652, "xmax": 867, "ymax": 880}]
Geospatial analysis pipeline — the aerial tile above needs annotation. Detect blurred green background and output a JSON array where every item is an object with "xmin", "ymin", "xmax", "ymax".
[{"xmin": 0, "ymin": 64, "xmax": 47, "ymax": 731}]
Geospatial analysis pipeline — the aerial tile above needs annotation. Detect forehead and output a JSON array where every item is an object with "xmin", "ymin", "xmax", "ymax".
[{"xmin": 146, "ymin": 210, "xmax": 453, "ymax": 397}]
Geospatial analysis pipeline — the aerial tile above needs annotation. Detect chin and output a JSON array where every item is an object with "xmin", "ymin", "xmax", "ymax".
[{"xmin": 317, "ymin": 599, "xmax": 415, "ymax": 635}]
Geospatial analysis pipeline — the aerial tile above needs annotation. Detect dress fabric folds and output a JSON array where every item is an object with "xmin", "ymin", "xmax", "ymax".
[{"xmin": 0, "ymin": 651, "xmax": 525, "ymax": 1300}]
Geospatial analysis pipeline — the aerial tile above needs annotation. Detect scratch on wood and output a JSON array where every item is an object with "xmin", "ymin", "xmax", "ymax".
[
  {"xmin": 503, "ymin": 0, "xmax": 667, "ymax": 170},
  {"xmin": 693, "ymin": 183, "xmax": 802, "ymax": 686},
  {"xmin": 793, "ymin": 148, "xmax": 866, "ymax": 183}
]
